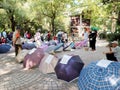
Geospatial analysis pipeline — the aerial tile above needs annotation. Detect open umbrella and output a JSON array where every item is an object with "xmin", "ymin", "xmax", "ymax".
[
  {"xmin": 78, "ymin": 59, "xmax": 120, "ymax": 90},
  {"xmin": 49, "ymin": 40, "xmax": 57, "ymax": 45},
  {"xmin": 39, "ymin": 45, "xmax": 48, "ymax": 52},
  {"xmin": 22, "ymin": 42, "xmax": 36, "ymax": 50},
  {"xmin": 63, "ymin": 43, "xmax": 71, "ymax": 51},
  {"xmin": 0, "ymin": 44, "xmax": 11, "ymax": 53},
  {"xmin": 23, "ymin": 48, "xmax": 44, "ymax": 69},
  {"xmin": 54, "ymin": 43, "xmax": 64, "ymax": 52},
  {"xmin": 55, "ymin": 55, "xmax": 84, "ymax": 82},
  {"xmin": 39, "ymin": 53, "xmax": 58, "ymax": 74},
  {"xmin": 45, "ymin": 45, "xmax": 56, "ymax": 53}
]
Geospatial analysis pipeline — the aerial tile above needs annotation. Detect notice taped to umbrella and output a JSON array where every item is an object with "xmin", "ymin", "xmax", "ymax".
[
  {"xmin": 28, "ymin": 48, "xmax": 36, "ymax": 54},
  {"xmin": 60, "ymin": 55, "xmax": 72, "ymax": 64},
  {"xmin": 96, "ymin": 59, "xmax": 113, "ymax": 68},
  {"xmin": 45, "ymin": 55, "xmax": 54, "ymax": 64}
]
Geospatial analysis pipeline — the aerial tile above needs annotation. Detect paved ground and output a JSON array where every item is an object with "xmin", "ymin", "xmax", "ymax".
[{"xmin": 0, "ymin": 39, "xmax": 109, "ymax": 90}]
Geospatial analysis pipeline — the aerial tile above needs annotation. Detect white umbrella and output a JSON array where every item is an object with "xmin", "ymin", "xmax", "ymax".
[{"xmin": 39, "ymin": 53, "xmax": 58, "ymax": 74}]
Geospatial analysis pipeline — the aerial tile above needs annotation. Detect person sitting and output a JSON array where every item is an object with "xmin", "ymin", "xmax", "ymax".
[{"xmin": 104, "ymin": 41, "xmax": 120, "ymax": 61}]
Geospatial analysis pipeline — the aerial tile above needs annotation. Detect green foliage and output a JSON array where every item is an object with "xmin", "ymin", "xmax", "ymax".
[
  {"xmin": 106, "ymin": 33, "xmax": 120, "ymax": 42},
  {"xmin": 99, "ymin": 32, "xmax": 107, "ymax": 39},
  {"xmin": 0, "ymin": 0, "xmax": 120, "ymax": 36}
]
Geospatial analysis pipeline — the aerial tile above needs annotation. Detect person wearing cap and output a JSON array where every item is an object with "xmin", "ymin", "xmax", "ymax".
[
  {"xmin": 12, "ymin": 27, "xmax": 22, "ymax": 56},
  {"xmin": 104, "ymin": 41, "xmax": 120, "ymax": 61}
]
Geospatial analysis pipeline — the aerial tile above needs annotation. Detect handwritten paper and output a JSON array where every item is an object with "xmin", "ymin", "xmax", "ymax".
[
  {"xmin": 45, "ymin": 55, "xmax": 54, "ymax": 64},
  {"xmin": 60, "ymin": 55, "xmax": 72, "ymax": 64},
  {"xmin": 96, "ymin": 59, "xmax": 113, "ymax": 68}
]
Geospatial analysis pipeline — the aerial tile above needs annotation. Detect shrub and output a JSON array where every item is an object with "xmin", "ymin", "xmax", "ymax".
[{"xmin": 99, "ymin": 32, "xmax": 106, "ymax": 39}]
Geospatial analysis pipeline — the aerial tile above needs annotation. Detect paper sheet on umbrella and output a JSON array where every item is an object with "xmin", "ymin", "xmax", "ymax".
[
  {"xmin": 60, "ymin": 55, "xmax": 72, "ymax": 64},
  {"xmin": 96, "ymin": 59, "xmax": 113, "ymax": 68},
  {"xmin": 45, "ymin": 55, "xmax": 54, "ymax": 64},
  {"xmin": 28, "ymin": 48, "xmax": 36, "ymax": 54}
]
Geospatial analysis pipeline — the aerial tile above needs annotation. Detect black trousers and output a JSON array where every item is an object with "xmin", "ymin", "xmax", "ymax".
[
  {"xmin": 15, "ymin": 44, "xmax": 22, "ymax": 56},
  {"xmin": 89, "ymin": 40, "xmax": 96, "ymax": 50},
  {"xmin": 106, "ymin": 53, "xmax": 117, "ymax": 61}
]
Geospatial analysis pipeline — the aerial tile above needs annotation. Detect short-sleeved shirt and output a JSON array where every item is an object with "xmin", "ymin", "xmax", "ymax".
[
  {"xmin": 113, "ymin": 46, "xmax": 120, "ymax": 61},
  {"xmin": 13, "ymin": 31, "xmax": 21, "ymax": 45}
]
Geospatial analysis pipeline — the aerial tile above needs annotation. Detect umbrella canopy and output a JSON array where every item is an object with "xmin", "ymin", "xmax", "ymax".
[
  {"xmin": 16, "ymin": 49, "xmax": 30, "ymax": 63},
  {"xmin": 78, "ymin": 59, "xmax": 120, "ymax": 90},
  {"xmin": 39, "ymin": 53, "xmax": 59, "ymax": 74},
  {"xmin": 23, "ymin": 48, "xmax": 44, "ymax": 69},
  {"xmin": 63, "ymin": 43, "xmax": 71, "ymax": 51},
  {"xmin": 0, "ymin": 44, "xmax": 11, "ymax": 53},
  {"xmin": 70, "ymin": 42, "xmax": 76, "ymax": 49},
  {"xmin": 54, "ymin": 43, "xmax": 64, "ymax": 52},
  {"xmin": 45, "ymin": 45, "xmax": 56, "ymax": 53},
  {"xmin": 75, "ymin": 40, "xmax": 88, "ymax": 49},
  {"xmin": 39, "ymin": 45, "xmax": 48, "ymax": 52},
  {"xmin": 55, "ymin": 55, "xmax": 84, "ymax": 82},
  {"xmin": 49, "ymin": 40, "xmax": 57, "ymax": 45},
  {"xmin": 91, "ymin": 26, "xmax": 99, "ymax": 31},
  {"xmin": 22, "ymin": 42, "xmax": 36, "ymax": 50}
]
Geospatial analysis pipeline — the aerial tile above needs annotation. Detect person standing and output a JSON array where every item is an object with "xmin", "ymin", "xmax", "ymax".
[
  {"xmin": 63, "ymin": 32, "xmax": 68, "ymax": 43},
  {"xmin": 83, "ymin": 28, "xmax": 89, "ymax": 46},
  {"xmin": 2, "ymin": 29, "xmax": 7, "ymax": 39},
  {"xmin": 12, "ymin": 27, "xmax": 22, "ymax": 56},
  {"xmin": 34, "ymin": 29, "xmax": 41, "ymax": 47},
  {"xmin": 89, "ymin": 30, "xmax": 97, "ymax": 51},
  {"xmin": 56, "ymin": 30, "xmax": 63, "ymax": 43},
  {"xmin": 47, "ymin": 31, "xmax": 51, "ymax": 41}
]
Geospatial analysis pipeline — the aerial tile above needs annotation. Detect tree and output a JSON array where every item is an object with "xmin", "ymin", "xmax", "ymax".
[{"xmin": 36, "ymin": 0, "xmax": 71, "ymax": 36}]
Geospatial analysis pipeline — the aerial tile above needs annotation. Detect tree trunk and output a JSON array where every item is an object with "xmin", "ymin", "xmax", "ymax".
[
  {"xmin": 111, "ymin": 5, "xmax": 118, "ymax": 33},
  {"xmin": 10, "ymin": 14, "xmax": 16, "ymax": 31},
  {"xmin": 51, "ymin": 18, "xmax": 55, "ymax": 36}
]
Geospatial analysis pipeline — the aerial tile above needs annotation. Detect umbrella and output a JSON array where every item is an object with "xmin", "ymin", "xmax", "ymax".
[
  {"xmin": 70, "ymin": 42, "xmax": 76, "ymax": 49},
  {"xmin": 91, "ymin": 26, "xmax": 99, "ymax": 31},
  {"xmin": 63, "ymin": 43, "xmax": 71, "ymax": 51},
  {"xmin": 22, "ymin": 42, "xmax": 36, "ymax": 50},
  {"xmin": 45, "ymin": 45, "xmax": 56, "ymax": 53},
  {"xmin": 78, "ymin": 59, "xmax": 120, "ymax": 90},
  {"xmin": 39, "ymin": 53, "xmax": 59, "ymax": 74},
  {"xmin": 55, "ymin": 55, "xmax": 84, "ymax": 82},
  {"xmin": 16, "ymin": 49, "xmax": 30, "ymax": 63},
  {"xmin": 75, "ymin": 40, "xmax": 88, "ymax": 49},
  {"xmin": 49, "ymin": 40, "xmax": 57, "ymax": 45},
  {"xmin": 54, "ymin": 43, "xmax": 64, "ymax": 52},
  {"xmin": 0, "ymin": 44, "xmax": 11, "ymax": 53},
  {"xmin": 23, "ymin": 48, "xmax": 44, "ymax": 69},
  {"xmin": 39, "ymin": 45, "xmax": 48, "ymax": 52}
]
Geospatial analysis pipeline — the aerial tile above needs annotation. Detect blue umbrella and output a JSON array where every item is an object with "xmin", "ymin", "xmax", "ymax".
[
  {"xmin": 0, "ymin": 44, "xmax": 11, "ymax": 53},
  {"xmin": 22, "ymin": 42, "xmax": 36, "ymax": 50},
  {"xmin": 78, "ymin": 60, "xmax": 120, "ymax": 90},
  {"xmin": 54, "ymin": 43, "xmax": 64, "ymax": 51}
]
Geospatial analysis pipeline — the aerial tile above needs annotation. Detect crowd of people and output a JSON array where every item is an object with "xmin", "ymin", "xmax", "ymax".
[
  {"xmin": 0, "ymin": 29, "xmax": 13, "ymax": 44},
  {"xmin": 1, "ymin": 26, "xmax": 120, "ymax": 62}
]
